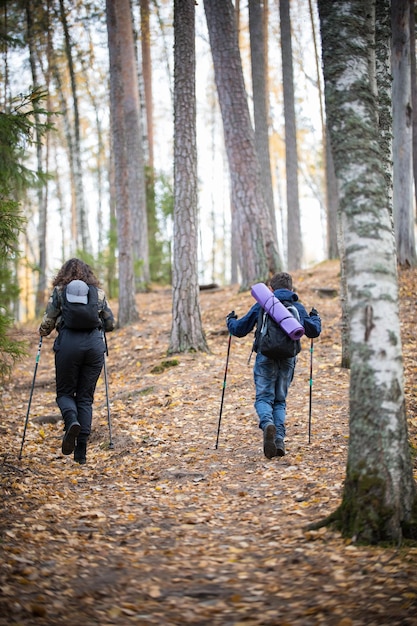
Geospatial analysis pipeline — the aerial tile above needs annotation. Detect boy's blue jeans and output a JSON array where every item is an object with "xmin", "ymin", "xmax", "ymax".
[{"xmin": 253, "ymin": 353, "xmax": 296, "ymax": 440}]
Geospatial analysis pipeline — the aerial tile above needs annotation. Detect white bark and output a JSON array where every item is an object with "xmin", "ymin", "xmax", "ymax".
[{"xmin": 318, "ymin": 0, "xmax": 415, "ymax": 542}]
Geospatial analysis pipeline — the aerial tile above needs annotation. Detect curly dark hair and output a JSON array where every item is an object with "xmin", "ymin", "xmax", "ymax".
[
  {"xmin": 52, "ymin": 258, "xmax": 100, "ymax": 288},
  {"xmin": 269, "ymin": 272, "xmax": 293, "ymax": 291}
]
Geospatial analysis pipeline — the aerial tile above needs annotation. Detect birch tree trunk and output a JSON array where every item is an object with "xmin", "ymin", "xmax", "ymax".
[
  {"xmin": 392, "ymin": 0, "xmax": 416, "ymax": 267},
  {"xmin": 169, "ymin": 0, "xmax": 208, "ymax": 354},
  {"xmin": 106, "ymin": 0, "xmax": 139, "ymax": 326},
  {"xmin": 410, "ymin": 0, "xmax": 417, "ymax": 218},
  {"xmin": 204, "ymin": 0, "xmax": 282, "ymax": 290},
  {"xmin": 317, "ymin": 0, "xmax": 417, "ymax": 543}
]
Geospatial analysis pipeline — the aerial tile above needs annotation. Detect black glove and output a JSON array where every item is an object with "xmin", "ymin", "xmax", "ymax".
[
  {"xmin": 226, "ymin": 310, "xmax": 238, "ymax": 322},
  {"xmin": 310, "ymin": 307, "xmax": 319, "ymax": 317}
]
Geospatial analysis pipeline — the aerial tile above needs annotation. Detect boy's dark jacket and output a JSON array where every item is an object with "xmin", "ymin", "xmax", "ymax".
[{"xmin": 226, "ymin": 288, "xmax": 321, "ymax": 347}]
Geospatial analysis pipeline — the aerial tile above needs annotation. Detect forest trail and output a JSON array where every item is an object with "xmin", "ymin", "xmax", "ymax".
[{"xmin": 1, "ymin": 260, "xmax": 417, "ymax": 626}]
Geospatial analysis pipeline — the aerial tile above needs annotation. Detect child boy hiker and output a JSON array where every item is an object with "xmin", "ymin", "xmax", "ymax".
[{"xmin": 226, "ymin": 272, "xmax": 321, "ymax": 459}]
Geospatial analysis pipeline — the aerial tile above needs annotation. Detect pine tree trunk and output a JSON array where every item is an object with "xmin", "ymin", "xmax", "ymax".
[
  {"xmin": 117, "ymin": 0, "xmax": 149, "ymax": 287},
  {"xmin": 106, "ymin": 0, "xmax": 139, "ymax": 326},
  {"xmin": 204, "ymin": 0, "xmax": 282, "ymax": 289},
  {"xmin": 169, "ymin": 0, "xmax": 208, "ymax": 354},
  {"xmin": 248, "ymin": 0, "xmax": 278, "ymax": 248},
  {"xmin": 140, "ymin": 0, "xmax": 154, "ymax": 171}
]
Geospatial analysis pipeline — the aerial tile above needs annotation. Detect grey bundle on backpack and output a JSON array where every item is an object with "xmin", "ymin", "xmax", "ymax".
[
  {"xmin": 255, "ymin": 300, "xmax": 301, "ymax": 360},
  {"xmin": 61, "ymin": 280, "xmax": 101, "ymax": 330}
]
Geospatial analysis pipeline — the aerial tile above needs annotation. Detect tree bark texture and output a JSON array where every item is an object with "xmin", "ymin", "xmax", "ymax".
[
  {"xmin": 106, "ymin": 0, "xmax": 139, "ymax": 326},
  {"xmin": 318, "ymin": 0, "xmax": 416, "ymax": 543},
  {"xmin": 409, "ymin": 0, "xmax": 417, "ymax": 221},
  {"xmin": 391, "ymin": 0, "xmax": 416, "ymax": 267},
  {"xmin": 140, "ymin": 0, "xmax": 154, "ymax": 171},
  {"xmin": 169, "ymin": 0, "xmax": 208, "ymax": 354},
  {"xmin": 248, "ymin": 0, "xmax": 278, "ymax": 249},
  {"xmin": 118, "ymin": 0, "xmax": 149, "ymax": 286},
  {"xmin": 280, "ymin": 0, "xmax": 302, "ymax": 270},
  {"xmin": 204, "ymin": 0, "xmax": 281, "ymax": 290}
]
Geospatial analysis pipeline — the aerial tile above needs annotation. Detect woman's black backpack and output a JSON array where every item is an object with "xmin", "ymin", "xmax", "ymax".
[{"xmin": 61, "ymin": 284, "xmax": 101, "ymax": 330}]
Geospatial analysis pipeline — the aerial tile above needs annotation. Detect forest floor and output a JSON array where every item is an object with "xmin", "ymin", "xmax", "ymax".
[{"xmin": 1, "ymin": 260, "xmax": 417, "ymax": 626}]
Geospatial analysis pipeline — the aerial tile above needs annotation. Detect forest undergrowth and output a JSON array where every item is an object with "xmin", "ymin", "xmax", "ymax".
[{"xmin": 1, "ymin": 260, "xmax": 417, "ymax": 626}]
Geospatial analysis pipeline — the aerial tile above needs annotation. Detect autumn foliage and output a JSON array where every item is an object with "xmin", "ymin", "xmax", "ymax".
[{"xmin": 1, "ymin": 261, "xmax": 416, "ymax": 625}]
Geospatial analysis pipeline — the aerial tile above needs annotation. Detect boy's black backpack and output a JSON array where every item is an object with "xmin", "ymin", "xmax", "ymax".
[
  {"xmin": 61, "ymin": 284, "xmax": 101, "ymax": 330},
  {"xmin": 255, "ymin": 300, "xmax": 302, "ymax": 360}
]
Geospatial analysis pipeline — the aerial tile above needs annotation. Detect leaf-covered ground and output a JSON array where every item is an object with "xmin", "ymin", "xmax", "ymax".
[{"xmin": 1, "ymin": 260, "xmax": 417, "ymax": 626}]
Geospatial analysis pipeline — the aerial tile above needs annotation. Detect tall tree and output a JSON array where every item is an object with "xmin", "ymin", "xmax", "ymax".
[
  {"xmin": 279, "ymin": 0, "xmax": 302, "ymax": 270},
  {"xmin": 307, "ymin": 0, "xmax": 339, "ymax": 259},
  {"xmin": 203, "ymin": 0, "xmax": 282, "ymax": 290},
  {"xmin": 169, "ymin": 0, "xmax": 208, "ymax": 354},
  {"xmin": 0, "ymin": 92, "xmax": 49, "ymax": 378},
  {"xmin": 76, "ymin": 25, "xmax": 108, "ymax": 260},
  {"xmin": 140, "ymin": 0, "xmax": 162, "ymax": 284},
  {"xmin": 25, "ymin": 0, "xmax": 49, "ymax": 316},
  {"xmin": 248, "ymin": 0, "xmax": 278, "ymax": 248},
  {"xmin": 391, "ymin": 0, "xmax": 416, "ymax": 267},
  {"xmin": 121, "ymin": 0, "xmax": 149, "ymax": 287},
  {"xmin": 58, "ymin": 0, "xmax": 91, "ymax": 254},
  {"xmin": 410, "ymin": 0, "xmax": 417, "ymax": 218},
  {"xmin": 140, "ymin": 0, "xmax": 154, "ymax": 171},
  {"xmin": 316, "ymin": 0, "xmax": 417, "ymax": 543},
  {"xmin": 106, "ymin": 0, "xmax": 139, "ymax": 326}
]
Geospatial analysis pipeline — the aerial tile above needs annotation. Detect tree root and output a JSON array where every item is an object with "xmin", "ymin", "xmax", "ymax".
[{"xmin": 304, "ymin": 507, "xmax": 342, "ymax": 532}]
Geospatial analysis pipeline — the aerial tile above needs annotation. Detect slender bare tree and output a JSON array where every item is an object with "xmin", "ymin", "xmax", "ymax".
[
  {"xmin": 280, "ymin": 0, "xmax": 302, "ymax": 270},
  {"xmin": 140, "ymin": 0, "xmax": 154, "ymax": 171},
  {"xmin": 58, "ymin": 0, "xmax": 91, "ymax": 254},
  {"xmin": 25, "ymin": 0, "xmax": 49, "ymax": 315}
]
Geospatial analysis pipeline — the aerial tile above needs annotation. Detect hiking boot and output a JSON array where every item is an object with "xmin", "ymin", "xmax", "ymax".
[
  {"xmin": 74, "ymin": 440, "xmax": 87, "ymax": 465},
  {"xmin": 275, "ymin": 438, "xmax": 286, "ymax": 457},
  {"xmin": 263, "ymin": 423, "xmax": 277, "ymax": 459},
  {"xmin": 62, "ymin": 413, "xmax": 81, "ymax": 455}
]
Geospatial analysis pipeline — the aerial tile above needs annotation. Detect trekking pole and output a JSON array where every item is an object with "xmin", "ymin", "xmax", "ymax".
[
  {"xmin": 215, "ymin": 333, "xmax": 232, "ymax": 449},
  {"xmin": 102, "ymin": 331, "xmax": 114, "ymax": 450},
  {"xmin": 308, "ymin": 338, "xmax": 314, "ymax": 444},
  {"xmin": 19, "ymin": 336, "xmax": 43, "ymax": 460}
]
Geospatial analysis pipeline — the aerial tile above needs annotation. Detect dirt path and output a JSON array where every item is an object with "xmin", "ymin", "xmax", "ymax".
[{"xmin": 1, "ymin": 261, "xmax": 416, "ymax": 625}]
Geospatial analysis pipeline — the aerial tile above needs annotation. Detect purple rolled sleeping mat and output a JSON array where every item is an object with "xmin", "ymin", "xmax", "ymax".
[{"xmin": 251, "ymin": 282, "xmax": 305, "ymax": 340}]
